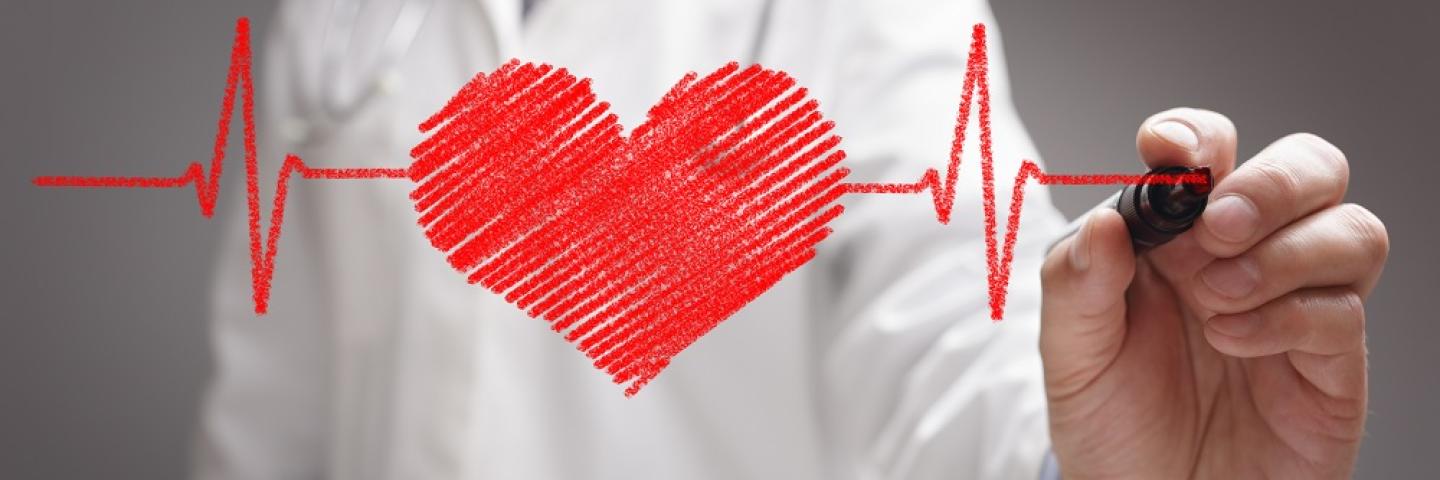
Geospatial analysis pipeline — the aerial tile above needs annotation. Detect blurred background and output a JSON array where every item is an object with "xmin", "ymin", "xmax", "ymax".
[{"xmin": 2, "ymin": 0, "xmax": 1435, "ymax": 478}]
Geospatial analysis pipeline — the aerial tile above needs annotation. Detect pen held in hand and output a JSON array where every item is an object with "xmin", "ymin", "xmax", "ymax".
[{"xmin": 1052, "ymin": 165, "xmax": 1214, "ymax": 253}]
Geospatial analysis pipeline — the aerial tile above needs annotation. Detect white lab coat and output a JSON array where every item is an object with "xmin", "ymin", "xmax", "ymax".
[{"xmin": 194, "ymin": 0, "xmax": 1068, "ymax": 478}]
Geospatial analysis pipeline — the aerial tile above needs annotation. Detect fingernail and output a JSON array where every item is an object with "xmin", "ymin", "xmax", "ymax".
[
  {"xmin": 1199, "ymin": 257, "xmax": 1260, "ymax": 299},
  {"xmin": 1150, "ymin": 120, "xmax": 1200, "ymax": 152},
  {"xmin": 1070, "ymin": 215, "xmax": 1093, "ymax": 271},
  {"xmin": 1208, "ymin": 312, "xmax": 1261, "ymax": 338},
  {"xmin": 1204, "ymin": 194, "xmax": 1260, "ymax": 243}
]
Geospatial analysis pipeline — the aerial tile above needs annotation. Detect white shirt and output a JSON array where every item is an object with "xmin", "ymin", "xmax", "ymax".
[{"xmin": 194, "ymin": 0, "xmax": 1067, "ymax": 478}]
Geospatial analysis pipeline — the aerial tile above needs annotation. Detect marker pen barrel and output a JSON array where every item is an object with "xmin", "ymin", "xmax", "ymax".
[{"xmin": 1049, "ymin": 165, "xmax": 1214, "ymax": 253}]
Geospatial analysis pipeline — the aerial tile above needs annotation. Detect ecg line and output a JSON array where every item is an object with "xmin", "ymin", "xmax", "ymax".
[
  {"xmin": 30, "ymin": 18, "xmax": 1204, "ymax": 323},
  {"xmin": 842, "ymin": 24, "xmax": 1206, "ymax": 320},
  {"xmin": 31, "ymin": 18, "xmax": 409, "ymax": 314}
]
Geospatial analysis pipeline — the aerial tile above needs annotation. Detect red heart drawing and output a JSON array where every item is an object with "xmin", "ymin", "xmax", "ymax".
[{"xmin": 407, "ymin": 61, "xmax": 848, "ymax": 395}]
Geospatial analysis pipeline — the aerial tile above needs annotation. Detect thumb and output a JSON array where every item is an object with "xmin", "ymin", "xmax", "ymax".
[{"xmin": 1040, "ymin": 208, "xmax": 1136, "ymax": 396}]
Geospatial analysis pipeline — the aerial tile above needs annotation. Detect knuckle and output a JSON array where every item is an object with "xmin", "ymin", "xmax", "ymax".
[
  {"xmin": 1337, "ymin": 203, "xmax": 1391, "ymax": 262},
  {"xmin": 1247, "ymin": 159, "xmax": 1302, "ymax": 204},
  {"xmin": 1288, "ymin": 132, "xmax": 1348, "ymax": 167},
  {"xmin": 1296, "ymin": 288, "xmax": 1367, "ymax": 352},
  {"xmin": 1334, "ymin": 289, "xmax": 1367, "ymax": 347},
  {"xmin": 1285, "ymin": 132, "xmax": 1350, "ymax": 192},
  {"xmin": 1337, "ymin": 290, "xmax": 1366, "ymax": 326},
  {"xmin": 1269, "ymin": 228, "xmax": 1309, "ymax": 262}
]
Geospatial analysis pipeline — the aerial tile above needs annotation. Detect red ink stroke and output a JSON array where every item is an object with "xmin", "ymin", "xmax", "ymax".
[
  {"xmin": 31, "ymin": 18, "xmax": 409, "ymax": 314},
  {"xmin": 32, "ymin": 18, "xmax": 1208, "ymax": 395},
  {"xmin": 413, "ymin": 61, "xmax": 848, "ymax": 395},
  {"xmin": 843, "ymin": 24, "xmax": 1207, "ymax": 321}
]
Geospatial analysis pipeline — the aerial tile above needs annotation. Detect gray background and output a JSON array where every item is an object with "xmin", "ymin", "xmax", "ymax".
[{"xmin": 2, "ymin": 0, "xmax": 1435, "ymax": 478}]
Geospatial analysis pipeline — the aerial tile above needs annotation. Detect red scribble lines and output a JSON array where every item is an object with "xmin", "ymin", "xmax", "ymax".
[
  {"xmin": 30, "ymin": 18, "xmax": 1210, "ymax": 395},
  {"xmin": 30, "ymin": 18, "xmax": 409, "ymax": 313},
  {"xmin": 413, "ymin": 60, "xmax": 848, "ymax": 395},
  {"xmin": 843, "ymin": 24, "xmax": 1207, "ymax": 320}
]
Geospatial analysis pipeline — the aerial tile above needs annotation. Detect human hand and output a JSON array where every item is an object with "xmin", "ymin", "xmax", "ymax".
[{"xmin": 1039, "ymin": 108, "xmax": 1388, "ymax": 478}]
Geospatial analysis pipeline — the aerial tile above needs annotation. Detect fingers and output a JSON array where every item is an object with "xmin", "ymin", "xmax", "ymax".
[
  {"xmin": 1196, "ymin": 133, "xmax": 1350, "ymax": 258},
  {"xmin": 1203, "ymin": 287, "xmax": 1365, "ymax": 358},
  {"xmin": 1204, "ymin": 287, "xmax": 1369, "ymax": 399},
  {"xmin": 1136, "ymin": 107, "xmax": 1238, "ymax": 179},
  {"xmin": 1040, "ymin": 210, "xmax": 1135, "ymax": 393},
  {"xmin": 1192, "ymin": 203, "xmax": 1389, "ymax": 314}
]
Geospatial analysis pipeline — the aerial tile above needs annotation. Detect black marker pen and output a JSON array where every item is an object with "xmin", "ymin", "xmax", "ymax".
[{"xmin": 1051, "ymin": 165, "xmax": 1214, "ymax": 253}]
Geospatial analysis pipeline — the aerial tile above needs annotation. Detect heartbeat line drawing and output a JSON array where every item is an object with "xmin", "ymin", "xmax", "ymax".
[{"xmin": 34, "ymin": 18, "xmax": 1206, "ymax": 395}]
